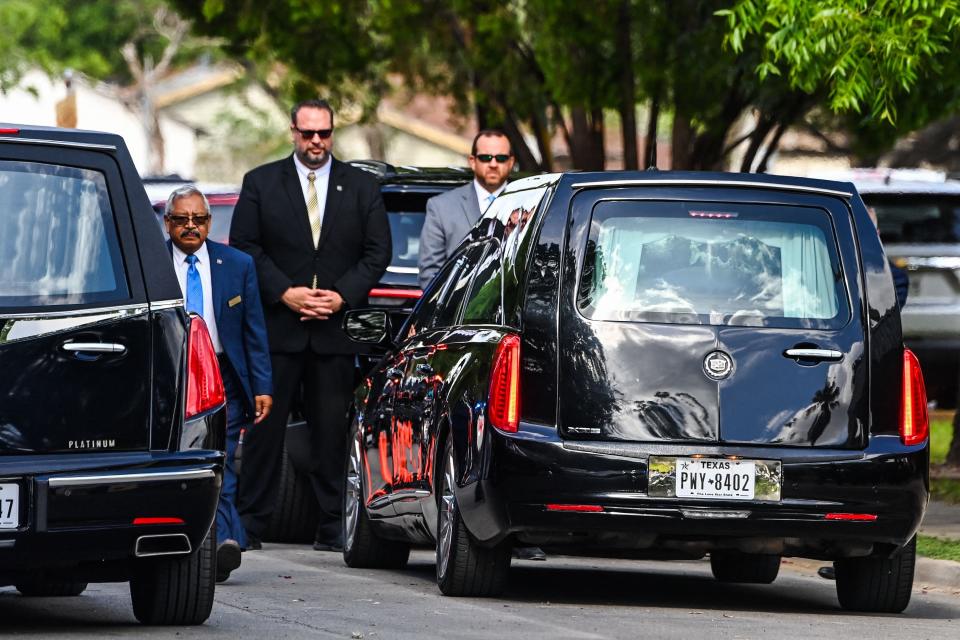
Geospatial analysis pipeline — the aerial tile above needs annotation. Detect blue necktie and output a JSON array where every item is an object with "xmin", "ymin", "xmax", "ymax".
[
  {"xmin": 185, "ymin": 254, "xmax": 203, "ymax": 317},
  {"xmin": 485, "ymin": 193, "xmax": 496, "ymax": 210}
]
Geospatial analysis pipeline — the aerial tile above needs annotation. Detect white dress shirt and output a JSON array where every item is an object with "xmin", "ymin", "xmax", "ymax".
[
  {"xmin": 474, "ymin": 179, "xmax": 507, "ymax": 214},
  {"xmin": 172, "ymin": 241, "xmax": 222, "ymax": 354},
  {"xmin": 293, "ymin": 154, "xmax": 332, "ymax": 230}
]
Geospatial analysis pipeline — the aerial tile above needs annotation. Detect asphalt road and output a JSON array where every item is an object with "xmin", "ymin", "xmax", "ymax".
[{"xmin": 2, "ymin": 546, "xmax": 958, "ymax": 639}]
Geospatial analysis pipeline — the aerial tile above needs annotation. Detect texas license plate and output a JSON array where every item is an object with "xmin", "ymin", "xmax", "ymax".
[
  {"xmin": 648, "ymin": 456, "xmax": 782, "ymax": 501},
  {"xmin": 0, "ymin": 483, "xmax": 19, "ymax": 528}
]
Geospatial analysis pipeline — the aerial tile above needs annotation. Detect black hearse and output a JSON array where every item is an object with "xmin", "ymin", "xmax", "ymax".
[
  {"xmin": 0, "ymin": 125, "xmax": 225, "ymax": 625},
  {"xmin": 342, "ymin": 171, "xmax": 929, "ymax": 613}
]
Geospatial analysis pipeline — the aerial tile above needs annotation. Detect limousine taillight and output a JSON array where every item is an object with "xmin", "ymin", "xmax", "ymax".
[
  {"xmin": 185, "ymin": 315, "xmax": 225, "ymax": 419},
  {"xmin": 900, "ymin": 349, "xmax": 928, "ymax": 446},
  {"xmin": 489, "ymin": 334, "xmax": 521, "ymax": 433}
]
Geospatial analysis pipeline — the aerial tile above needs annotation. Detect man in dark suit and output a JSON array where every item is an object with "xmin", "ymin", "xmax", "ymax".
[
  {"xmin": 164, "ymin": 185, "xmax": 273, "ymax": 582},
  {"xmin": 418, "ymin": 129, "xmax": 514, "ymax": 288},
  {"xmin": 230, "ymin": 99, "xmax": 392, "ymax": 551}
]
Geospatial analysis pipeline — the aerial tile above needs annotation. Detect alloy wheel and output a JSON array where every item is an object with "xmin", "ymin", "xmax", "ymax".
[
  {"xmin": 437, "ymin": 448, "xmax": 456, "ymax": 581},
  {"xmin": 344, "ymin": 434, "xmax": 362, "ymax": 553}
]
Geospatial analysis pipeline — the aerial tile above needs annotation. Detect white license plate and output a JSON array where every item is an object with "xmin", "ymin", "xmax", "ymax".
[
  {"xmin": 0, "ymin": 483, "xmax": 19, "ymax": 528},
  {"xmin": 675, "ymin": 458, "xmax": 756, "ymax": 500}
]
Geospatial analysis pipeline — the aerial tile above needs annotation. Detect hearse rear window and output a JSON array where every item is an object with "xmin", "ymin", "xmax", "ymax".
[
  {"xmin": 0, "ymin": 160, "xmax": 128, "ymax": 308},
  {"xmin": 577, "ymin": 201, "xmax": 848, "ymax": 329}
]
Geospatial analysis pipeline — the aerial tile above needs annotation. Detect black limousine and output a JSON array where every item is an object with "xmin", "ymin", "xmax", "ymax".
[
  {"xmin": 0, "ymin": 125, "xmax": 225, "ymax": 625},
  {"xmin": 341, "ymin": 171, "xmax": 929, "ymax": 613}
]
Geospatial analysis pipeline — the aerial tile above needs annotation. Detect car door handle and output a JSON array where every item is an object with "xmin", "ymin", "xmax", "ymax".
[
  {"xmin": 415, "ymin": 363, "xmax": 434, "ymax": 376},
  {"xmin": 62, "ymin": 341, "xmax": 127, "ymax": 355},
  {"xmin": 783, "ymin": 348, "xmax": 842, "ymax": 361}
]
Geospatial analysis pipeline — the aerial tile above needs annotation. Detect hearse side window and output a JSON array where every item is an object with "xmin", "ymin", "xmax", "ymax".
[
  {"xmin": 577, "ymin": 200, "xmax": 848, "ymax": 330},
  {"xmin": 401, "ymin": 243, "xmax": 484, "ymax": 337},
  {"xmin": 0, "ymin": 160, "xmax": 128, "ymax": 308},
  {"xmin": 863, "ymin": 195, "xmax": 960, "ymax": 244},
  {"xmin": 461, "ymin": 240, "xmax": 503, "ymax": 325},
  {"xmin": 432, "ymin": 243, "xmax": 485, "ymax": 328}
]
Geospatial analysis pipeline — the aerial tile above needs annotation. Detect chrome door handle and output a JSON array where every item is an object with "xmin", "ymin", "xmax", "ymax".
[
  {"xmin": 783, "ymin": 348, "xmax": 842, "ymax": 361},
  {"xmin": 62, "ymin": 342, "xmax": 127, "ymax": 355}
]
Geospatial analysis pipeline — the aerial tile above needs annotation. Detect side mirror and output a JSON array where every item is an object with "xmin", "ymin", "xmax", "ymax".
[{"xmin": 343, "ymin": 309, "xmax": 391, "ymax": 344}]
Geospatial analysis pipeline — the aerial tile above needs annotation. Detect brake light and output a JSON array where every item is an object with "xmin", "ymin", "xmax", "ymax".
[
  {"xmin": 489, "ymin": 334, "xmax": 521, "ymax": 432},
  {"xmin": 368, "ymin": 288, "xmax": 422, "ymax": 299},
  {"xmin": 133, "ymin": 517, "xmax": 185, "ymax": 525},
  {"xmin": 900, "ymin": 349, "xmax": 929, "ymax": 446},
  {"xmin": 0, "ymin": 128, "xmax": 19, "ymax": 134},
  {"xmin": 546, "ymin": 504, "xmax": 604, "ymax": 513},
  {"xmin": 824, "ymin": 513, "xmax": 877, "ymax": 521},
  {"xmin": 185, "ymin": 316, "xmax": 225, "ymax": 419}
]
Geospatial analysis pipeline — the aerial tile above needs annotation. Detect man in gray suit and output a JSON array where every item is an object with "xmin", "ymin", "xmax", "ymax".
[{"xmin": 418, "ymin": 129, "xmax": 515, "ymax": 289}]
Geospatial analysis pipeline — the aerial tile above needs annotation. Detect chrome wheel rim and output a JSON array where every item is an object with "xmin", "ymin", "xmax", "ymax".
[
  {"xmin": 437, "ymin": 449, "xmax": 456, "ymax": 580},
  {"xmin": 344, "ymin": 434, "xmax": 362, "ymax": 553}
]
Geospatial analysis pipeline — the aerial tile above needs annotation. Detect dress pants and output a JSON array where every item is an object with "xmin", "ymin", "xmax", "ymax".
[
  {"xmin": 216, "ymin": 354, "xmax": 249, "ymax": 549},
  {"xmin": 238, "ymin": 351, "xmax": 355, "ymax": 541}
]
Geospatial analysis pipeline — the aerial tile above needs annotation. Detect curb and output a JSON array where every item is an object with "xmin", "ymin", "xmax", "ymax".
[{"xmin": 916, "ymin": 557, "xmax": 960, "ymax": 590}]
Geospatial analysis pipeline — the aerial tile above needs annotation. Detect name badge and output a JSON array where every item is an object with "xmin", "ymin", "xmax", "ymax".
[{"xmin": 228, "ymin": 295, "xmax": 242, "ymax": 307}]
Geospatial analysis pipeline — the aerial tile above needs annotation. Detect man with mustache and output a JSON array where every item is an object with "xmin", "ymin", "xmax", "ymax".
[
  {"xmin": 164, "ymin": 185, "xmax": 273, "ymax": 582},
  {"xmin": 230, "ymin": 99, "xmax": 391, "ymax": 552}
]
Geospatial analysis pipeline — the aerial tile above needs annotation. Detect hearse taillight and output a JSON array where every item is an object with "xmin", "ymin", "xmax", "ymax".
[
  {"xmin": 489, "ymin": 334, "xmax": 521, "ymax": 432},
  {"xmin": 900, "ymin": 349, "xmax": 929, "ymax": 446},
  {"xmin": 185, "ymin": 316, "xmax": 225, "ymax": 419}
]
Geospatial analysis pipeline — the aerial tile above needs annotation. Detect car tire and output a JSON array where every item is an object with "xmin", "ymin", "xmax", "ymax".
[
  {"xmin": 263, "ymin": 436, "xmax": 320, "ymax": 543},
  {"xmin": 436, "ymin": 439, "xmax": 510, "ymax": 597},
  {"xmin": 342, "ymin": 422, "xmax": 410, "ymax": 569},
  {"xmin": 15, "ymin": 577, "xmax": 87, "ymax": 597},
  {"xmin": 710, "ymin": 551, "xmax": 781, "ymax": 584},
  {"xmin": 835, "ymin": 536, "xmax": 915, "ymax": 613},
  {"xmin": 129, "ymin": 522, "xmax": 216, "ymax": 625}
]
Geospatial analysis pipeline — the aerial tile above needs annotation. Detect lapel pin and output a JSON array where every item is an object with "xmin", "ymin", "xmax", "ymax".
[
  {"xmin": 216, "ymin": 258, "xmax": 223, "ymax": 264},
  {"xmin": 336, "ymin": 184, "xmax": 343, "ymax": 191}
]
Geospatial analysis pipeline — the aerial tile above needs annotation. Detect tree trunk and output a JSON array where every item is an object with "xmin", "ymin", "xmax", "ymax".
[
  {"xmin": 671, "ymin": 113, "xmax": 693, "ymax": 170},
  {"xmin": 949, "ymin": 412, "xmax": 960, "ymax": 466},
  {"xmin": 500, "ymin": 110, "xmax": 542, "ymax": 172},
  {"xmin": 617, "ymin": 0, "xmax": 638, "ymax": 170},
  {"xmin": 644, "ymin": 97, "xmax": 660, "ymax": 168},
  {"xmin": 755, "ymin": 121, "xmax": 789, "ymax": 173},
  {"xmin": 570, "ymin": 106, "xmax": 605, "ymax": 170}
]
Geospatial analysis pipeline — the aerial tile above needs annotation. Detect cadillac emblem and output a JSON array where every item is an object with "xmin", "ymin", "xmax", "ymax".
[{"xmin": 703, "ymin": 350, "xmax": 733, "ymax": 380}]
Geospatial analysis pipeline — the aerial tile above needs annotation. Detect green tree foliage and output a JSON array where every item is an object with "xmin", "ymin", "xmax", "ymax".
[{"xmin": 719, "ymin": 0, "xmax": 960, "ymax": 124}]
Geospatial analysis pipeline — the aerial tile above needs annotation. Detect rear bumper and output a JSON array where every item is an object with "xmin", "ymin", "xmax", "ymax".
[
  {"xmin": 458, "ymin": 427, "xmax": 928, "ymax": 559},
  {"xmin": 0, "ymin": 451, "xmax": 222, "ymax": 577}
]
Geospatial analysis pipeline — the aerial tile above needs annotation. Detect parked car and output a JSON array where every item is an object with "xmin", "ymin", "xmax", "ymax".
[
  {"xmin": 341, "ymin": 170, "xmax": 929, "ymax": 613},
  {"xmin": 150, "ymin": 162, "xmax": 470, "ymax": 542},
  {"xmin": 852, "ymin": 169, "xmax": 960, "ymax": 408},
  {"xmin": 0, "ymin": 124, "xmax": 226, "ymax": 624}
]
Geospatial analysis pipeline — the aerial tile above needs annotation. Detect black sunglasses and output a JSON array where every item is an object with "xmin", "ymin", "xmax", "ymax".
[
  {"xmin": 474, "ymin": 153, "xmax": 512, "ymax": 163},
  {"xmin": 166, "ymin": 214, "xmax": 211, "ymax": 227},
  {"xmin": 295, "ymin": 127, "xmax": 333, "ymax": 140}
]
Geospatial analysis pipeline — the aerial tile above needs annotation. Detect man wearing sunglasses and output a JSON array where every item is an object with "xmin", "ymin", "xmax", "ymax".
[
  {"xmin": 230, "ymin": 99, "xmax": 391, "ymax": 554},
  {"xmin": 418, "ymin": 129, "xmax": 515, "ymax": 288},
  {"xmin": 164, "ymin": 185, "xmax": 273, "ymax": 582}
]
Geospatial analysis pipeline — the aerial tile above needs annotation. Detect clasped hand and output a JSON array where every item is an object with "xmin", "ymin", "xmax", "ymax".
[{"xmin": 281, "ymin": 286, "xmax": 343, "ymax": 321}]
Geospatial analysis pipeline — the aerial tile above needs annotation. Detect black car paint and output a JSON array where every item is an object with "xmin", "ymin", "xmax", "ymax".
[
  {"xmin": 352, "ymin": 171, "xmax": 926, "ymax": 561},
  {"xmin": 0, "ymin": 125, "xmax": 223, "ymax": 585}
]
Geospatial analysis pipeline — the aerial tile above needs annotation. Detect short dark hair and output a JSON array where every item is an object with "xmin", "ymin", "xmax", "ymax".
[
  {"xmin": 471, "ymin": 129, "xmax": 512, "ymax": 156},
  {"xmin": 291, "ymin": 99, "xmax": 335, "ymax": 127}
]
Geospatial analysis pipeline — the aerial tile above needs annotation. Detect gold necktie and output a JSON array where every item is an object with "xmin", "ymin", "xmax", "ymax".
[{"xmin": 307, "ymin": 171, "xmax": 322, "ymax": 247}]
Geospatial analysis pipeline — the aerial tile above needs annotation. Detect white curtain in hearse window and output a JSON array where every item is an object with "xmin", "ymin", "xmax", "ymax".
[
  {"xmin": 0, "ymin": 160, "xmax": 127, "ymax": 308},
  {"xmin": 581, "ymin": 209, "xmax": 841, "ymax": 327}
]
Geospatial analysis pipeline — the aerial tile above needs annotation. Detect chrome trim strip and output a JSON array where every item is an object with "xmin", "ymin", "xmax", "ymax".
[
  {"xmin": 0, "ymin": 303, "xmax": 148, "ymax": 320},
  {"xmin": 570, "ymin": 179, "xmax": 853, "ymax": 198},
  {"xmin": 134, "ymin": 534, "xmax": 192, "ymax": 558},
  {"xmin": 48, "ymin": 468, "xmax": 215, "ymax": 488},
  {"xmin": 62, "ymin": 342, "xmax": 127, "ymax": 354},
  {"xmin": 386, "ymin": 266, "xmax": 419, "ymax": 274},
  {"xmin": 784, "ymin": 348, "xmax": 843, "ymax": 360},
  {"xmin": 0, "ymin": 136, "xmax": 116, "ymax": 151},
  {"xmin": 149, "ymin": 298, "xmax": 185, "ymax": 311}
]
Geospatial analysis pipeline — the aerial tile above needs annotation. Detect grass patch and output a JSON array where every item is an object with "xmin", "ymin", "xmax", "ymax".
[
  {"xmin": 931, "ymin": 418, "xmax": 952, "ymax": 466},
  {"xmin": 931, "ymin": 477, "xmax": 960, "ymax": 504},
  {"xmin": 918, "ymin": 535, "xmax": 960, "ymax": 562}
]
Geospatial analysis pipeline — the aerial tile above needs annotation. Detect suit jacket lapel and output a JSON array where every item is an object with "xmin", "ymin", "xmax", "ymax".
[
  {"xmin": 462, "ymin": 184, "xmax": 481, "ymax": 227},
  {"xmin": 317, "ymin": 158, "xmax": 345, "ymax": 250},
  {"xmin": 281, "ymin": 156, "xmax": 315, "ymax": 251}
]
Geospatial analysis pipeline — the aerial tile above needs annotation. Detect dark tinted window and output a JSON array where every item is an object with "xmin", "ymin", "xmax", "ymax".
[
  {"xmin": 432, "ymin": 244, "xmax": 485, "ymax": 328},
  {"xmin": 387, "ymin": 212, "xmax": 424, "ymax": 270},
  {"xmin": 862, "ymin": 195, "xmax": 960, "ymax": 244},
  {"xmin": 577, "ymin": 201, "xmax": 847, "ymax": 330},
  {"xmin": 0, "ymin": 160, "xmax": 128, "ymax": 308},
  {"xmin": 462, "ymin": 241, "xmax": 502, "ymax": 324}
]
